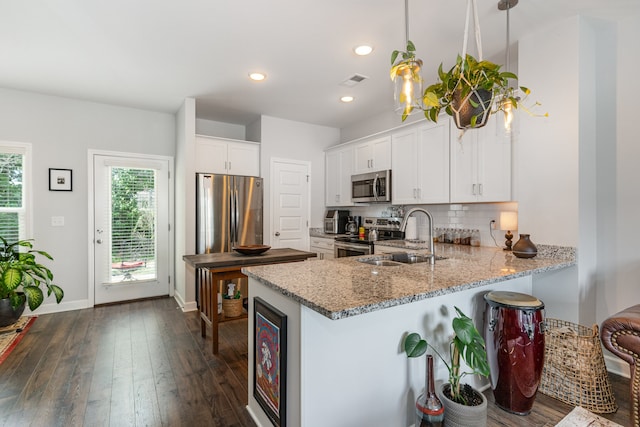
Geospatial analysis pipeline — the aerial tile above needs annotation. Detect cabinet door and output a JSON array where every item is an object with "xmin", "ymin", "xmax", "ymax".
[
  {"xmin": 228, "ymin": 141, "xmax": 260, "ymax": 177},
  {"xmin": 325, "ymin": 149, "xmax": 340, "ymax": 206},
  {"xmin": 417, "ymin": 120, "xmax": 450, "ymax": 203},
  {"xmin": 338, "ymin": 146, "xmax": 354, "ymax": 206},
  {"xmin": 449, "ymin": 124, "xmax": 479, "ymax": 203},
  {"xmin": 371, "ymin": 136, "xmax": 391, "ymax": 171},
  {"xmin": 195, "ymin": 136, "xmax": 228, "ymax": 174},
  {"xmin": 391, "ymin": 129, "xmax": 419, "ymax": 204},
  {"xmin": 353, "ymin": 141, "xmax": 373, "ymax": 174},
  {"xmin": 325, "ymin": 146, "xmax": 354, "ymax": 207},
  {"xmin": 353, "ymin": 136, "xmax": 391, "ymax": 174},
  {"xmin": 477, "ymin": 113, "xmax": 511, "ymax": 202}
]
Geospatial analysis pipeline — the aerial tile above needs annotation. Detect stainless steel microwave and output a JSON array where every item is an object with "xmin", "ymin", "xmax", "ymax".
[{"xmin": 351, "ymin": 170, "xmax": 391, "ymax": 203}]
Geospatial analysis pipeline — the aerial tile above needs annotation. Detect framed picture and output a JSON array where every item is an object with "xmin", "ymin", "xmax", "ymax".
[
  {"xmin": 253, "ymin": 297, "xmax": 287, "ymax": 427},
  {"xmin": 49, "ymin": 168, "xmax": 72, "ymax": 191}
]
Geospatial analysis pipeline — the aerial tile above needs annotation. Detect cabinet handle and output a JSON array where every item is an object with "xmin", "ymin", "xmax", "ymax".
[
  {"xmin": 228, "ymin": 161, "xmax": 231, "ymax": 170},
  {"xmin": 479, "ymin": 183, "xmax": 483, "ymax": 195},
  {"xmin": 417, "ymin": 188, "xmax": 421, "ymax": 199},
  {"xmin": 472, "ymin": 184, "xmax": 476, "ymax": 195},
  {"xmin": 336, "ymin": 194, "xmax": 339, "ymax": 202},
  {"xmin": 413, "ymin": 188, "xmax": 416, "ymax": 198}
]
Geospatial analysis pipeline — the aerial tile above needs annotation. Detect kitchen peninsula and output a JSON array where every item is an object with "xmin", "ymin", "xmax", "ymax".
[{"xmin": 242, "ymin": 243, "xmax": 575, "ymax": 427}]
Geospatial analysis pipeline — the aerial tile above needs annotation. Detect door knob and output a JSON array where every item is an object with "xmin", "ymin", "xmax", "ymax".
[
  {"xmin": 275, "ymin": 232, "xmax": 280, "ymax": 236},
  {"xmin": 96, "ymin": 239, "xmax": 103, "ymax": 244}
]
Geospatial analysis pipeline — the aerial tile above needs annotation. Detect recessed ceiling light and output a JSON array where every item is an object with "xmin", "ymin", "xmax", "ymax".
[
  {"xmin": 249, "ymin": 72, "xmax": 266, "ymax": 81},
  {"xmin": 354, "ymin": 45, "xmax": 374, "ymax": 56},
  {"xmin": 340, "ymin": 96, "xmax": 354, "ymax": 103}
]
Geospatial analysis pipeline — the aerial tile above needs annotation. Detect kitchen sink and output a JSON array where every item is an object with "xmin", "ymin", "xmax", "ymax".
[
  {"xmin": 357, "ymin": 253, "xmax": 445, "ymax": 266},
  {"xmin": 359, "ymin": 259, "xmax": 404, "ymax": 266}
]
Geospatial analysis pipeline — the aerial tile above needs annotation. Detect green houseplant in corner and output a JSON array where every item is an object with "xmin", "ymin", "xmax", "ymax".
[
  {"xmin": 404, "ymin": 306, "xmax": 490, "ymax": 426},
  {"xmin": 0, "ymin": 238, "xmax": 63, "ymax": 327}
]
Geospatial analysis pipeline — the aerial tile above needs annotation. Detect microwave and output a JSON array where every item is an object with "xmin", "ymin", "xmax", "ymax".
[{"xmin": 351, "ymin": 170, "xmax": 392, "ymax": 203}]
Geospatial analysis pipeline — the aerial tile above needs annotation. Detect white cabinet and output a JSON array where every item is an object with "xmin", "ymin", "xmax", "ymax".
[
  {"xmin": 195, "ymin": 135, "xmax": 260, "ymax": 176},
  {"xmin": 450, "ymin": 113, "xmax": 511, "ymax": 203},
  {"xmin": 325, "ymin": 145, "xmax": 354, "ymax": 207},
  {"xmin": 309, "ymin": 236, "xmax": 335, "ymax": 260},
  {"xmin": 392, "ymin": 120, "xmax": 450, "ymax": 205},
  {"xmin": 353, "ymin": 136, "xmax": 391, "ymax": 174}
]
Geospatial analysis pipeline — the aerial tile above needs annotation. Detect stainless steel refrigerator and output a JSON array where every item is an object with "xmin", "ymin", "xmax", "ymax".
[{"xmin": 196, "ymin": 173, "xmax": 263, "ymax": 254}]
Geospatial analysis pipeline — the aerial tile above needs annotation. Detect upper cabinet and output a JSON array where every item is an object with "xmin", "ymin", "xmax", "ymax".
[
  {"xmin": 392, "ymin": 120, "xmax": 450, "ymax": 205},
  {"xmin": 195, "ymin": 135, "xmax": 260, "ymax": 177},
  {"xmin": 450, "ymin": 113, "xmax": 511, "ymax": 203},
  {"xmin": 325, "ymin": 144, "xmax": 354, "ymax": 207},
  {"xmin": 353, "ymin": 136, "xmax": 391, "ymax": 174}
]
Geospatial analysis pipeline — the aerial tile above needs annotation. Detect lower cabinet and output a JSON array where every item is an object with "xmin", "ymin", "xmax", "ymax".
[{"xmin": 309, "ymin": 236, "xmax": 335, "ymax": 260}]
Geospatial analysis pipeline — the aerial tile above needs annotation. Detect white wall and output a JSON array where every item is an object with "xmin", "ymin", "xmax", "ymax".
[
  {"xmin": 175, "ymin": 98, "xmax": 197, "ymax": 310},
  {"xmin": 258, "ymin": 116, "xmax": 340, "ymax": 242},
  {"xmin": 195, "ymin": 118, "xmax": 246, "ymax": 141},
  {"xmin": 0, "ymin": 88, "xmax": 175, "ymax": 313}
]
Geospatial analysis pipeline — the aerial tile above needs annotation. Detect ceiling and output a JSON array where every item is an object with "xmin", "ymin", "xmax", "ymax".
[{"xmin": 1, "ymin": 0, "xmax": 638, "ymax": 130}]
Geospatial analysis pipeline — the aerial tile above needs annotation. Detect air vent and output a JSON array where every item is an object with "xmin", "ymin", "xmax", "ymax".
[{"xmin": 340, "ymin": 74, "xmax": 368, "ymax": 87}]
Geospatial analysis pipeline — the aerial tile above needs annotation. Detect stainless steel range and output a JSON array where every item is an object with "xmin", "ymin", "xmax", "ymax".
[{"xmin": 334, "ymin": 217, "xmax": 403, "ymax": 258}]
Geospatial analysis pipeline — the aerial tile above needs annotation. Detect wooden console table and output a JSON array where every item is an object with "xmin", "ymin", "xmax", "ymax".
[{"xmin": 183, "ymin": 248, "xmax": 316, "ymax": 354}]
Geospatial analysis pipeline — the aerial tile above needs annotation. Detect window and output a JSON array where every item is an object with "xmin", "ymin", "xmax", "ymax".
[{"xmin": 0, "ymin": 142, "xmax": 31, "ymax": 241}]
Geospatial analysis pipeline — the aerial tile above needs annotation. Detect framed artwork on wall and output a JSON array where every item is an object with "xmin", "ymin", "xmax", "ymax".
[
  {"xmin": 49, "ymin": 168, "xmax": 72, "ymax": 191},
  {"xmin": 253, "ymin": 297, "xmax": 287, "ymax": 427}
]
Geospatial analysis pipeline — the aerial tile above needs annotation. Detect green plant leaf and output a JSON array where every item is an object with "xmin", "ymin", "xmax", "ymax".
[
  {"xmin": 3, "ymin": 267, "xmax": 22, "ymax": 291},
  {"xmin": 9, "ymin": 292, "xmax": 25, "ymax": 309},
  {"xmin": 423, "ymin": 92, "xmax": 439, "ymax": 107},
  {"xmin": 23, "ymin": 285, "xmax": 44, "ymax": 311},
  {"xmin": 391, "ymin": 50, "xmax": 400, "ymax": 65},
  {"xmin": 49, "ymin": 284, "xmax": 64, "ymax": 304},
  {"xmin": 404, "ymin": 332, "xmax": 428, "ymax": 358}
]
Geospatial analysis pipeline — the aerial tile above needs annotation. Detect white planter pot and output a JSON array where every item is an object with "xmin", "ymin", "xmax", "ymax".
[{"xmin": 436, "ymin": 383, "xmax": 487, "ymax": 427}]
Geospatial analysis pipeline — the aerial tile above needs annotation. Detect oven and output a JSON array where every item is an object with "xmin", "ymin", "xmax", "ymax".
[
  {"xmin": 333, "ymin": 216, "xmax": 404, "ymax": 258},
  {"xmin": 334, "ymin": 239, "xmax": 374, "ymax": 258}
]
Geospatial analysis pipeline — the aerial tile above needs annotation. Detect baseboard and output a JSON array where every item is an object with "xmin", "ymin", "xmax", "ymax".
[
  {"xmin": 173, "ymin": 293, "xmax": 197, "ymax": 312},
  {"xmin": 246, "ymin": 405, "xmax": 264, "ymax": 427},
  {"xmin": 29, "ymin": 299, "xmax": 92, "ymax": 315},
  {"xmin": 603, "ymin": 353, "xmax": 631, "ymax": 378}
]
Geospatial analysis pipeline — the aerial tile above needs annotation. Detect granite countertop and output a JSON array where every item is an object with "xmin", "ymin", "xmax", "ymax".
[{"xmin": 242, "ymin": 242, "xmax": 576, "ymax": 321}]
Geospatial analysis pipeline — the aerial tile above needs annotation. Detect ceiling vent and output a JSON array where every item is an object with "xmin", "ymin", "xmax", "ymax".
[{"xmin": 340, "ymin": 74, "xmax": 368, "ymax": 87}]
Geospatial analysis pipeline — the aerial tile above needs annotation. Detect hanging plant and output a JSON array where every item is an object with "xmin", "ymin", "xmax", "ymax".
[{"xmin": 422, "ymin": 53, "xmax": 523, "ymax": 130}]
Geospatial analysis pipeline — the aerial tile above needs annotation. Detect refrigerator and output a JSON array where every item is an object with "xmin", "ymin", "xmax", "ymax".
[{"xmin": 196, "ymin": 173, "xmax": 263, "ymax": 254}]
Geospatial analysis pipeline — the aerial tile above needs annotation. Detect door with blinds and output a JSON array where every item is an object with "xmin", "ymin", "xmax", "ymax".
[{"xmin": 93, "ymin": 154, "xmax": 170, "ymax": 305}]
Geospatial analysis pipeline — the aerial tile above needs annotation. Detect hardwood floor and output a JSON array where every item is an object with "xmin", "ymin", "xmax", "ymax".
[{"xmin": 0, "ymin": 297, "xmax": 631, "ymax": 426}]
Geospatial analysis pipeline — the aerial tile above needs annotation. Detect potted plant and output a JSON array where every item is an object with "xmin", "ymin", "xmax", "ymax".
[
  {"xmin": 421, "ymin": 53, "xmax": 528, "ymax": 130},
  {"xmin": 404, "ymin": 306, "xmax": 490, "ymax": 426},
  {"xmin": 0, "ymin": 238, "xmax": 63, "ymax": 326}
]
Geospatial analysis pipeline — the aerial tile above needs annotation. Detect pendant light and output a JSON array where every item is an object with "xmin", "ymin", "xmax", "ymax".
[
  {"xmin": 392, "ymin": 0, "xmax": 422, "ymax": 118},
  {"xmin": 498, "ymin": 0, "xmax": 518, "ymax": 134}
]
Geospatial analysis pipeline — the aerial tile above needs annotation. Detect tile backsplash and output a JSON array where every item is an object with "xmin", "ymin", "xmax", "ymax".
[{"xmin": 348, "ymin": 202, "xmax": 519, "ymax": 248}]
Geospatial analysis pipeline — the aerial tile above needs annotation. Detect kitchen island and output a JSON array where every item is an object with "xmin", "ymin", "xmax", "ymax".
[
  {"xmin": 242, "ymin": 243, "xmax": 575, "ymax": 427},
  {"xmin": 182, "ymin": 248, "xmax": 316, "ymax": 354}
]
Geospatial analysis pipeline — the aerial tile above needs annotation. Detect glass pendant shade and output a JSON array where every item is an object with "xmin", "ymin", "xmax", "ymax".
[{"xmin": 393, "ymin": 59, "xmax": 423, "ymax": 117}]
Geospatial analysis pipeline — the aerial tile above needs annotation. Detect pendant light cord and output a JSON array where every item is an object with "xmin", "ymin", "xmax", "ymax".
[{"xmin": 404, "ymin": 0, "xmax": 410, "ymax": 47}]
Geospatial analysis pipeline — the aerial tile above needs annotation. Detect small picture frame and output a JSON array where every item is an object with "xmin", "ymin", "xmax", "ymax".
[
  {"xmin": 49, "ymin": 168, "xmax": 72, "ymax": 191},
  {"xmin": 253, "ymin": 297, "xmax": 287, "ymax": 427}
]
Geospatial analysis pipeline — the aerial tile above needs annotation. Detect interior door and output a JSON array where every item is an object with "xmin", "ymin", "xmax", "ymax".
[
  {"xmin": 270, "ymin": 159, "xmax": 310, "ymax": 251},
  {"xmin": 93, "ymin": 154, "xmax": 170, "ymax": 305}
]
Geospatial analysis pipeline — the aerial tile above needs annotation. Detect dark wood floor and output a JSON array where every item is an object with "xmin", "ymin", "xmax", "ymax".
[{"xmin": 0, "ymin": 297, "xmax": 631, "ymax": 426}]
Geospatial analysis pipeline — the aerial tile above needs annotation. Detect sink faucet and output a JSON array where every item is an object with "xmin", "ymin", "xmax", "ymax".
[{"xmin": 399, "ymin": 207, "xmax": 435, "ymax": 265}]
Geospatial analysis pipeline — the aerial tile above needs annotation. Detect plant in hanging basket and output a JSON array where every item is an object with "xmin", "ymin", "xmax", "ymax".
[{"xmin": 422, "ymin": 54, "xmax": 525, "ymax": 130}]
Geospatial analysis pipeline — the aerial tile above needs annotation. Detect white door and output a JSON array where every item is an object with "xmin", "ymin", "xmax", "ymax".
[
  {"xmin": 93, "ymin": 154, "xmax": 171, "ymax": 305},
  {"xmin": 271, "ymin": 158, "xmax": 310, "ymax": 251}
]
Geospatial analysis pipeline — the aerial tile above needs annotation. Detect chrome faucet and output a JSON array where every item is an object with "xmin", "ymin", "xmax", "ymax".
[{"xmin": 399, "ymin": 207, "xmax": 435, "ymax": 265}]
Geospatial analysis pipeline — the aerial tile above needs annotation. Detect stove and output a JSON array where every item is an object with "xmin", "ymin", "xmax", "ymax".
[{"xmin": 334, "ymin": 217, "xmax": 403, "ymax": 258}]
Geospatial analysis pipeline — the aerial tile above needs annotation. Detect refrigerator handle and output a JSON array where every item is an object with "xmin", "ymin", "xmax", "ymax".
[
  {"xmin": 230, "ymin": 184, "xmax": 235, "ymax": 245},
  {"xmin": 203, "ymin": 175, "xmax": 213, "ymax": 253},
  {"xmin": 234, "ymin": 188, "xmax": 239, "ymax": 245}
]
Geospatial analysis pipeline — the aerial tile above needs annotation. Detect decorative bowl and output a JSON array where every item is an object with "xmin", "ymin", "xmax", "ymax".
[{"xmin": 232, "ymin": 245, "xmax": 271, "ymax": 255}]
